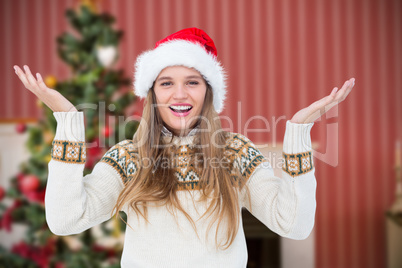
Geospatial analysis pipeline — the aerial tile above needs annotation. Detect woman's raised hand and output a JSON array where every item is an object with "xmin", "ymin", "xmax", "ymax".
[
  {"xmin": 290, "ymin": 78, "xmax": 355, "ymax": 124},
  {"xmin": 14, "ymin": 65, "xmax": 77, "ymax": 112}
]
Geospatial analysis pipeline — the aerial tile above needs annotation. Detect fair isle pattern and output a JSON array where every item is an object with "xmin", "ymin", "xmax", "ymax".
[
  {"xmin": 51, "ymin": 140, "xmax": 86, "ymax": 164},
  {"xmin": 282, "ymin": 151, "xmax": 313, "ymax": 177},
  {"xmin": 175, "ymin": 144, "xmax": 201, "ymax": 191},
  {"xmin": 176, "ymin": 134, "xmax": 267, "ymax": 190},
  {"xmin": 224, "ymin": 134, "xmax": 267, "ymax": 180},
  {"xmin": 97, "ymin": 134, "xmax": 267, "ymax": 190},
  {"xmin": 100, "ymin": 140, "xmax": 139, "ymax": 183}
]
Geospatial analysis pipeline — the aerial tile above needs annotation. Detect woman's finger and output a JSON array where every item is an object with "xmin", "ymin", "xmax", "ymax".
[
  {"xmin": 330, "ymin": 87, "xmax": 338, "ymax": 97},
  {"xmin": 345, "ymin": 78, "xmax": 355, "ymax": 95},
  {"xmin": 334, "ymin": 84, "xmax": 347, "ymax": 101},
  {"xmin": 23, "ymin": 65, "xmax": 39, "ymax": 88},
  {"xmin": 341, "ymin": 81, "xmax": 355, "ymax": 101},
  {"xmin": 36, "ymin": 73, "xmax": 48, "ymax": 90},
  {"xmin": 14, "ymin": 65, "xmax": 32, "ymax": 89},
  {"xmin": 335, "ymin": 78, "xmax": 355, "ymax": 102}
]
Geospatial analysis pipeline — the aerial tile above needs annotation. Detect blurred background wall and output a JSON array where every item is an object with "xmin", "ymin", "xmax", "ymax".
[{"xmin": 0, "ymin": 0, "xmax": 401, "ymax": 267}]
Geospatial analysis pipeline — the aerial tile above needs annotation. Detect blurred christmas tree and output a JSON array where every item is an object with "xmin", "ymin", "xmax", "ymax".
[{"xmin": 0, "ymin": 2, "xmax": 137, "ymax": 267}]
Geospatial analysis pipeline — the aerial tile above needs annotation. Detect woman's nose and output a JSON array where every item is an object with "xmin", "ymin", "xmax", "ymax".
[{"xmin": 173, "ymin": 84, "xmax": 188, "ymax": 99}]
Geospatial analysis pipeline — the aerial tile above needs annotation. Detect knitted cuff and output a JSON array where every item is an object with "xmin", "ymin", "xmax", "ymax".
[
  {"xmin": 53, "ymin": 112, "xmax": 85, "ymax": 142},
  {"xmin": 283, "ymin": 120, "xmax": 314, "ymax": 154},
  {"xmin": 51, "ymin": 140, "xmax": 86, "ymax": 164},
  {"xmin": 282, "ymin": 120, "xmax": 314, "ymax": 177}
]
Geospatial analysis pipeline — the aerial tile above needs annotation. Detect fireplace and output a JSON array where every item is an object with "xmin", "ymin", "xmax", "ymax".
[{"xmin": 243, "ymin": 209, "xmax": 280, "ymax": 268}]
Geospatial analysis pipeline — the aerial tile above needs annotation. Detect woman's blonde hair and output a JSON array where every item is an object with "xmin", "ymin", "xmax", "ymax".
[{"xmin": 112, "ymin": 84, "xmax": 250, "ymax": 250}]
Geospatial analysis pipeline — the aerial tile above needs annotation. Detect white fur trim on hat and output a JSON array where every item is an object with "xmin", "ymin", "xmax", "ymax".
[{"xmin": 133, "ymin": 40, "xmax": 227, "ymax": 113}]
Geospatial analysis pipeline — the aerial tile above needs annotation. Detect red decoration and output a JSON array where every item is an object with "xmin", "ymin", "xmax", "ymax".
[
  {"xmin": 0, "ymin": 200, "xmax": 22, "ymax": 232},
  {"xmin": 19, "ymin": 174, "xmax": 40, "ymax": 193},
  {"xmin": 133, "ymin": 111, "xmax": 143, "ymax": 120},
  {"xmin": 0, "ymin": 186, "xmax": 5, "ymax": 201},
  {"xmin": 11, "ymin": 237, "xmax": 56, "ymax": 268},
  {"xmin": 0, "ymin": 208, "xmax": 13, "ymax": 232},
  {"xmin": 15, "ymin": 123, "xmax": 27, "ymax": 133},
  {"xmin": 16, "ymin": 172, "xmax": 24, "ymax": 180},
  {"xmin": 55, "ymin": 262, "xmax": 65, "ymax": 268},
  {"xmin": 25, "ymin": 188, "xmax": 46, "ymax": 204},
  {"xmin": 86, "ymin": 138, "xmax": 104, "ymax": 169},
  {"xmin": 102, "ymin": 126, "xmax": 112, "ymax": 138},
  {"xmin": 92, "ymin": 244, "xmax": 116, "ymax": 258}
]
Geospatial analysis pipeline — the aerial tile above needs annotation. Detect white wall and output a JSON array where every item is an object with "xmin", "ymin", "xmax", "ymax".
[{"xmin": 0, "ymin": 124, "xmax": 30, "ymax": 249}]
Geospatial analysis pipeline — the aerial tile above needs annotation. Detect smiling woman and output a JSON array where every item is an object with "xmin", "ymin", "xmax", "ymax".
[
  {"xmin": 153, "ymin": 66, "xmax": 207, "ymax": 136},
  {"xmin": 13, "ymin": 27, "xmax": 354, "ymax": 268}
]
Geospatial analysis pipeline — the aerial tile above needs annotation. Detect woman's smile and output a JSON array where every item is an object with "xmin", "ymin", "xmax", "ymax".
[{"xmin": 169, "ymin": 103, "xmax": 193, "ymax": 117}]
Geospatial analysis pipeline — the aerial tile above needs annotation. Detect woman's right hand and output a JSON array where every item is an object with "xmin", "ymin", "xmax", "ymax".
[{"xmin": 14, "ymin": 65, "xmax": 77, "ymax": 112}]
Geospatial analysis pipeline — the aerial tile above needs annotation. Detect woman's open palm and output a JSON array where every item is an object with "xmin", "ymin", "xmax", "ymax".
[
  {"xmin": 14, "ymin": 65, "xmax": 77, "ymax": 112},
  {"xmin": 290, "ymin": 78, "xmax": 355, "ymax": 124}
]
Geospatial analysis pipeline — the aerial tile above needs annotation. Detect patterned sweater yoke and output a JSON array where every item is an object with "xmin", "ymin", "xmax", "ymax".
[{"xmin": 98, "ymin": 133, "xmax": 271, "ymax": 192}]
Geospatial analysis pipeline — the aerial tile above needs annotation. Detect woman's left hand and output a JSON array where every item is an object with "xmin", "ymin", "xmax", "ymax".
[{"xmin": 290, "ymin": 78, "xmax": 355, "ymax": 124}]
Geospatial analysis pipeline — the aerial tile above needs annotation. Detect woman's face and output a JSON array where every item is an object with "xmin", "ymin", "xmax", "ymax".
[{"xmin": 154, "ymin": 66, "xmax": 207, "ymax": 136}]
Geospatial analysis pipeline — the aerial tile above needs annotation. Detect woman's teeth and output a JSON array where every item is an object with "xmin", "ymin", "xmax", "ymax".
[{"xmin": 170, "ymin": 105, "xmax": 193, "ymax": 113}]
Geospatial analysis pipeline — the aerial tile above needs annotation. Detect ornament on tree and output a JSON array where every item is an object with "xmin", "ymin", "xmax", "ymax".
[
  {"xmin": 44, "ymin": 75, "xmax": 57, "ymax": 88},
  {"xmin": 0, "ymin": 186, "xmax": 5, "ymax": 201},
  {"xmin": 18, "ymin": 174, "xmax": 40, "ymax": 194},
  {"xmin": 96, "ymin": 45, "xmax": 117, "ymax": 68},
  {"xmin": 11, "ymin": 238, "xmax": 56, "ymax": 268},
  {"xmin": 15, "ymin": 123, "xmax": 27, "ymax": 134},
  {"xmin": 86, "ymin": 138, "xmax": 104, "ymax": 169},
  {"xmin": 36, "ymin": 99, "xmax": 44, "ymax": 108},
  {"xmin": 45, "ymin": 155, "xmax": 52, "ymax": 163},
  {"xmin": 77, "ymin": 0, "xmax": 99, "ymax": 13},
  {"xmin": 0, "ymin": 200, "xmax": 22, "ymax": 232},
  {"xmin": 55, "ymin": 261, "xmax": 66, "ymax": 268},
  {"xmin": 43, "ymin": 130, "xmax": 54, "ymax": 145},
  {"xmin": 102, "ymin": 125, "xmax": 113, "ymax": 137},
  {"xmin": 25, "ymin": 189, "xmax": 46, "ymax": 204}
]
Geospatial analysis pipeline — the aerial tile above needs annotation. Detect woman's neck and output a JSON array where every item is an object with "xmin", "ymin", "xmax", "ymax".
[{"xmin": 162, "ymin": 125, "xmax": 200, "ymax": 137}]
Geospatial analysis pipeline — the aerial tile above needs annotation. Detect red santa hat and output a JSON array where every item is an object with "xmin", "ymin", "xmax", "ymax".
[{"xmin": 133, "ymin": 28, "xmax": 227, "ymax": 113}]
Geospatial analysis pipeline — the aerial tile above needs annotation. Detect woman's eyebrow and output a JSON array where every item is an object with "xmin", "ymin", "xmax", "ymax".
[
  {"xmin": 156, "ymin": 75, "xmax": 203, "ymax": 82},
  {"xmin": 156, "ymin": 76, "xmax": 171, "ymax": 82},
  {"xmin": 185, "ymin": 75, "xmax": 203, "ymax": 80}
]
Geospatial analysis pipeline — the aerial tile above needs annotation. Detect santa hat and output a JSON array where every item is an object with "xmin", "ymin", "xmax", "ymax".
[{"xmin": 133, "ymin": 28, "xmax": 226, "ymax": 113}]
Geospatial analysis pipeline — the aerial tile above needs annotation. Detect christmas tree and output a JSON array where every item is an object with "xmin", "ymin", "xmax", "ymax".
[{"xmin": 0, "ymin": 4, "xmax": 137, "ymax": 267}]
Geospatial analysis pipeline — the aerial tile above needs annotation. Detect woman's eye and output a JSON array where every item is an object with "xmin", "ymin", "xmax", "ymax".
[
  {"xmin": 161, "ymin": 82, "xmax": 172, "ymax": 86},
  {"xmin": 188, "ymin": 81, "xmax": 199, "ymax": 85}
]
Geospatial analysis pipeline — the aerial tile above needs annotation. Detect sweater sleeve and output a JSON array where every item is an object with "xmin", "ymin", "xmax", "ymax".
[
  {"xmin": 45, "ymin": 112, "xmax": 128, "ymax": 236},
  {"xmin": 239, "ymin": 120, "xmax": 316, "ymax": 240}
]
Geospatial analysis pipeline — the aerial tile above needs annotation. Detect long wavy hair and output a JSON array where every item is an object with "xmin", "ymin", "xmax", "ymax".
[{"xmin": 112, "ymin": 84, "xmax": 251, "ymax": 250}]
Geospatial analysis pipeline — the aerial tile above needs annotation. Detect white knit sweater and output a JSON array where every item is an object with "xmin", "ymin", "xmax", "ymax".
[{"xmin": 45, "ymin": 112, "xmax": 316, "ymax": 268}]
